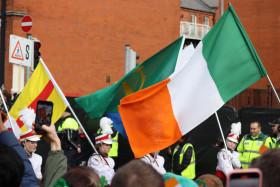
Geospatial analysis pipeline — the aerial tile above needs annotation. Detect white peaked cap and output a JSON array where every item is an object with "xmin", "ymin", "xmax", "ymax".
[
  {"xmin": 95, "ymin": 134, "xmax": 113, "ymax": 145},
  {"xmin": 20, "ymin": 129, "xmax": 40, "ymax": 142}
]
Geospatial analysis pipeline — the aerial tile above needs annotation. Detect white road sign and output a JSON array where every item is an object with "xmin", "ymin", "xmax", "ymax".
[{"xmin": 9, "ymin": 35, "xmax": 34, "ymax": 67}]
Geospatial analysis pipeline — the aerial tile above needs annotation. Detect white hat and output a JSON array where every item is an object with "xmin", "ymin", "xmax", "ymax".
[
  {"xmin": 227, "ymin": 133, "xmax": 239, "ymax": 143},
  {"xmin": 95, "ymin": 134, "xmax": 113, "ymax": 145},
  {"xmin": 20, "ymin": 130, "xmax": 40, "ymax": 142},
  {"xmin": 227, "ymin": 122, "xmax": 241, "ymax": 143}
]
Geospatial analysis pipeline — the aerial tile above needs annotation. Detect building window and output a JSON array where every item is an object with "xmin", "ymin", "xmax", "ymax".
[
  {"xmin": 191, "ymin": 15, "xmax": 196, "ymax": 23},
  {"xmin": 204, "ymin": 17, "xmax": 209, "ymax": 25}
]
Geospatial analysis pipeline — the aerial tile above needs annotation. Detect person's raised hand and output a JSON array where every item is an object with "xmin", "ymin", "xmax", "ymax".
[{"xmin": 33, "ymin": 122, "xmax": 61, "ymax": 151}]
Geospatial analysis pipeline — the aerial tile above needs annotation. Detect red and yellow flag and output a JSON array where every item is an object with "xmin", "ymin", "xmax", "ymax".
[{"xmin": 8, "ymin": 59, "xmax": 68, "ymax": 134}]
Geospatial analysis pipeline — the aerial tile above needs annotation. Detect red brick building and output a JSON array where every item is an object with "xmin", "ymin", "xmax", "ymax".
[
  {"xmin": 1, "ymin": 0, "xmax": 180, "ymax": 96},
  {"xmin": 180, "ymin": 0, "xmax": 217, "ymax": 46},
  {"xmin": 1, "ymin": 0, "xmax": 279, "ymax": 110}
]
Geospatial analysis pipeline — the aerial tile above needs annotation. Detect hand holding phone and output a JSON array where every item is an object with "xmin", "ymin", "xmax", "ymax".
[
  {"xmin": 34, "ymin": 100, "xmax": 53, "ymax": 133},
  {"xmin": 227, "ymin": 168, "xmax": 262, "ymax": 187}
]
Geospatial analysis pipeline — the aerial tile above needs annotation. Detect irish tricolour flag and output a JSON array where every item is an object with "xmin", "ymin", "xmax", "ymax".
[{"xmin": 118, "ymin": 5, "xmax": 267, "ymax": 158}]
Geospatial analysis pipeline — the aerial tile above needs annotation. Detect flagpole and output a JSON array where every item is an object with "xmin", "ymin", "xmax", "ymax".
[
  {"xmin": 68, "ymin": 106, "xmax": 99, "ymax": 154},
  {"xmin": 266, "ymin": 75, "xmax": 280, "ymax": 103},
  {"xmin": 215, "ymin": 112, "xmax": 228, "ymax": 151},
  {"xmin": 0, "ymin": 89, "xmax": 15, "ymax": 134},
  {"xmin": 39, "ymin": 58, "xmax": 98, "ymax": 155}
]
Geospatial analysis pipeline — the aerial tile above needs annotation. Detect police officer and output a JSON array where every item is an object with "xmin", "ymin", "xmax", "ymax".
[
  {"xmin": 269, "ymin": 118, "xmax": 280, "ymax": 148},
  {"xmin": 237, "ymin": 121, "xmax": 273, "ymax": 169},
  {"xmin": 57, "ymin": 108, "xmax": 81, "ymax": 168},
  {"xmin": 170, "ymin": 133, "xmax": 196, "ymax": 179}
]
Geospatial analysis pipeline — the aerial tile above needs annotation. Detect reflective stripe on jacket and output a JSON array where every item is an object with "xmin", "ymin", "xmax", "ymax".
[
  {"xmin": 237, "ymin": 132, "xmax": 272, "ymax": 168},
  {"xmin": 172, "ymin": 143, "xmax": 196, "ymax": 179}
]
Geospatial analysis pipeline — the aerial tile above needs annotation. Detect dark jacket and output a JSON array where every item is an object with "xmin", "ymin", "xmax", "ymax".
[
  {"xmin": 58, "ymin": 116, "xmax": 81, "ymax": 150},
  {"xmin": 172, "ymin": 142, "xmax": 193, "ymax": 174},
  {"xmin": 0, "ymin": 130, "xmax": 39, "ymax": 187}
]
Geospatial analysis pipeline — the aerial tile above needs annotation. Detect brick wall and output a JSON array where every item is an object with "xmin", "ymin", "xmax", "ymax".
[
  {"xmin": 226, "ymin": 88, "xmax": 280, "ymax": 111},
  {"xmin": 3, "ymin": 0, "xmax": 180, "ymax": 96},
  {"xmin": 223, "ymin": 0, "xmax": 280, "ymax": 90}
]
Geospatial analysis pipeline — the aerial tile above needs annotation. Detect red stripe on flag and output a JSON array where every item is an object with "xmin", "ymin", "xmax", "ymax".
[{"xmin": 16, "ymin": 80, "xmax": 54, "ymax": 128}]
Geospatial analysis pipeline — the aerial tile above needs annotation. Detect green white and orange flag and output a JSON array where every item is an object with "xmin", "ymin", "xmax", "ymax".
[
  {"xmin": 118, "ymin": 5, "xmax": 268, "ymax": 158},
  {"xmin": 5, "ymin": 58, "xmax": 69, "ymax": 138}
]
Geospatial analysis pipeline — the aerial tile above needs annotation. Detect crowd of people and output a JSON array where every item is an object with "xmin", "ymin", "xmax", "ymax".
[{"xmin": 1, "ymin": 89, "xmax": 280, "ymax": 187}]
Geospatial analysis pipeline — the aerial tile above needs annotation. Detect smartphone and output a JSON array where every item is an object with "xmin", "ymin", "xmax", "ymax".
[
  {"xmin": 227, "ymin": 168, "xmax": 262, "ymax": 187},
  {"xmin": 34, "ymin": 100, "xmax": 53, "ymax": 133}
]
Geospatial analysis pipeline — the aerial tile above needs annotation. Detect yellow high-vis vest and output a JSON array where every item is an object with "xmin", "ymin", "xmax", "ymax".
[
  {"xmin": 58, "ymin": 117, "xmax": 79, "ymax": 131},
  {"xmin": 272, "ymin": 137, "xmax": 280, "ymax": 148},
  {"xmin": 172, "ymin": 143, "xmax": 196, "ymax": 179}
]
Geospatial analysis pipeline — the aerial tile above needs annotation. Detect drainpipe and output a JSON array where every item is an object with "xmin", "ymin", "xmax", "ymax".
[{"xmin": 221, "ymin": 0, "xmax": 224, "ymax": 17}]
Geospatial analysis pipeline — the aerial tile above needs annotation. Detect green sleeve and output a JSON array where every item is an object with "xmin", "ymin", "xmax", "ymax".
[{"xmin": 43, "ymin": 150, "xmax": 67, "ymax": 187}]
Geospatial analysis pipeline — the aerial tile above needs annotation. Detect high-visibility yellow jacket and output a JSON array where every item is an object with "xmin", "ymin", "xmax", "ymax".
[
  {"xmin": 58, "ymin": 116, "xmax": 80, "ymax": 150},
  {"xmin": 272, "ymin": 137, "xmax": 280, "ymax": 148},
  {"xmin": 172, "ymin": 143, "xmax": 196, "ymax": 179},
  {"xmin": 237, "ymin": 132, "xmax": 273, "ymax": 168}
]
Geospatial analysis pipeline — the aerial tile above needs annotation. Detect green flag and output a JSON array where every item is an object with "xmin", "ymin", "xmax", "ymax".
[{"xmin": 75, "ymin": 37, "xmax": 184, "ymax": 120}]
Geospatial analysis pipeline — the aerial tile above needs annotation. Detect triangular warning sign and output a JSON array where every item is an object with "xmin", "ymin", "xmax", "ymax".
[{"xmin": 11, "ymin": 41, "xmax": 24, "ymax": 60}]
